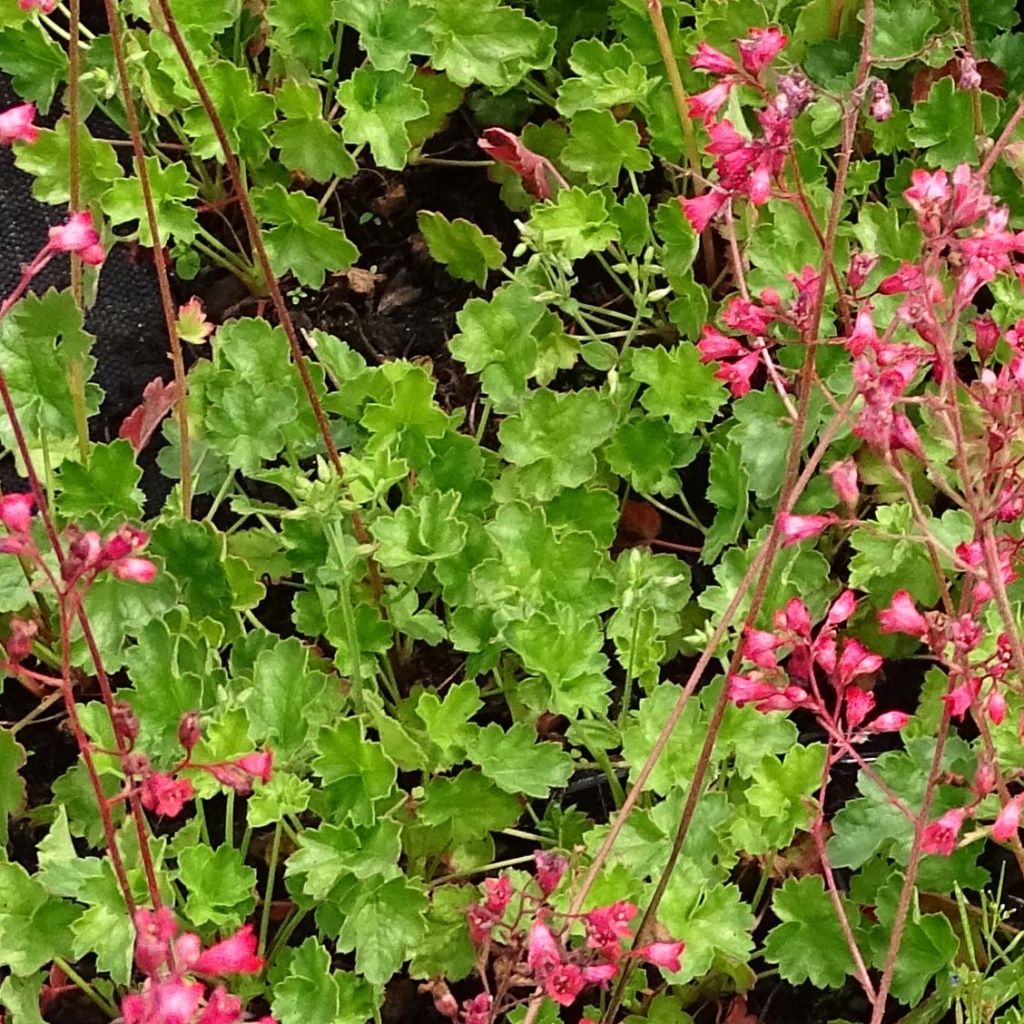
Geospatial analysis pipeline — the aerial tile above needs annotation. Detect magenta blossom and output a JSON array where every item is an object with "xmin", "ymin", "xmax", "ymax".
[
  {"xmin": 194, "ymin": 925, "xmax": 264, "ymax": 976},
  {"xmin": 737, "ymin": 26, "xmax": 787, "ymax": 75},
  {"xmin": 637, "ymin": 940, "xmax": 685, "ymax": 973},
  {"xmin": 526, "ymin": 919, "xmax": 560, "ymax": 975},
  {"xmin": 544, "ymin": 963, "xmax": 584, "ymax": 1006},
  {"xmin": 140, "ymin": 773, "xmax": 194, "ymax": 818},
  {"xmin": 691, "ymin": 42, "xmax": 738, "ymax": 76},
  {"xmin": 533, "ymin": 850, "xmax": 568, "ymax": 895},
  {"xmin": 0, "ymin": 493, "xmax": 34, "ymax": 534},
  {"xmin": 777, "ymin": 513, "xmax": 836, "ymax": 546},
  {"xmin": 19, "ymin": 0, "xmax": 57, "ymax": 10},
  {"xmin": 0, "ymin": 103, "xmax": 37, "ymax": 145},
  {"xmin": 878, "ymin": 591, "xmax": 929, "ymax": 636},
  {"xmin": 679, "ymin": 188, "xmax": 727, "ymax": 233},
  {"xmin": 992, "ymin": 797, "xmax": 1023, "ymax": 843},
  {"xmin": 921, "ymin": 808, "xmax": 966, "ymax": 856}
]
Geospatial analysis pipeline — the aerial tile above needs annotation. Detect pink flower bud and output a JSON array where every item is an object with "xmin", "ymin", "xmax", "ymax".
[
  {"xmin": 726, "ymin": 674, "xmax": 778, "ymax": 708},
  {"xmin": 921, "ymin": 807, "xmax": 966, "ymax": 856},
  {"xmin": 19, "ymin": 0, "xmax": 57, "ymax": 11},
  {"xmin": 637, "ymin": 940, "xmax": 685, "ymax": 972},
  {"xmin": 845, "ymin": 687, "xmax": 875, "ymax": 729},
  {"xmin": 826, "ymin": 459, "xmax": 859, "ymax": 510},
  {"xmin": 236, "ymin": 750, "xmax": 274, "ymax": 784},
  {"xmin": 0, "ymin": 103, "xmax": 38, "ymax": 145},
  {"xmin": 533, "ymin": 850, "xmax": 568, "ymax": 895},
  {"xmin": 878, "ymin": 591, "xmax": 929, "ymax": 637},
  {"xmin": 777, "ymin": 513, "xmax": 835, "ymax": 546},
  {"xmin": 848, "ymin": 252, "xmax": 879, "ymax": 290},
  {"xmin": 111, "ymin": 557, "xmax": 157, "ymax": 584},
  {"xmin": 986, "ymin": 690, "xmax": 1007, "ymax": 725},
  {"xmin": 973, "ymin": 761, "xmax": 997, "ymax": 796},
  {"xmin": 5, "ymin": 616, "xmax": 37, "ymax": 662},
  {"xmin": 197, "ymin": 986, "xmax": 241, "ymax": 1024},
  {"xmin": 0, "ymin": 493, "xmax": 34, "ymax": 533},
  {"xmin": 527, "ymin": 920, "xmax": 561, "ymax": 975},
  {"xmin": 869, "ymin": 79, "xmax": 892, "ymax": 121},
  {"xmin": 583, "ymin": 962, "xmax": 618, "ymax": 985},
  {"xmin": 864, "ymin": 710, "xmax": 910, "ymax": 733},
  {"xmin": 691, "ymin": 42, "xmax": 739, "ymax": 76},
  {"xmin": 177, "ymin": 712, "xmax": 201, "ymax": 752},
  {"xmin": 193, "ymin": 924, "xmax": 264, "ymax": 975},
  {"xmin": 826, "ymin": 589, "xmax": 858, "ymax": 626},
  {"xmin": 973, "ymin": 316, "xmax": 1000, "ymax": 360},
  {"xmin": 992, "ymin": 797, "xmax": 1022, "ymax": 843},
  {"xmin": 737, "ymin": 26, "xmax": 787, "ymax": 76},
  {"xmin": 679, "ymin": 188, "xmax": 728, "ymax": 233},
  {"xmin": 483, "ymin": 876, "xmax": 512, "ymax": 915}
]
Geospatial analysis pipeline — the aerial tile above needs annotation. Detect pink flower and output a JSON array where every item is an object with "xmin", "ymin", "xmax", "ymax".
[
  {"xmin": 777, "ymin": 513, "xmax": 835, "ymax": 546},
  {"xmin": 776, "ymin": 597, "xmax": 811, "ymax": 636},
  {"xmin": 462, "ymin": 993, "xmax": 492, "ymax": 1024},
  {"xmin": 904, "ymin": 168, "xmax": 949, "ymax": 235},
  {"xmin": 727, "ymin": 674, "xmax": 779, "ymax": 708},
  {"xmin": 944, "ymin": 679, "xmax": 980, "ymax": 719},
  {"xmin": 544, "ymin": 963, "xmax": 584, "ymax": 1007},
  {"xmin": 533, "ymin": 850, "xmax": 568, "ymax": 895},
  {"xmin": 992, "ymin": 797, "xmax": 1022, "ymax": 843},
  {"xmin": 825, "ymin": 589, "xmax": 858, "ymax": 627},
  {"xmin": 973, "ymin": 761, "xmax": 997, "ymax": 797},
  {"xmin": 688, "ymin": 81, "xmax": 733, "ymax": 121},
  {"xmin": 466, "ymin": 904, "xmax": 493, "ymax": 944},
  {"xmin": 864, "ymin": 711, "xmax": 910, "ymax": 733},
  {"xmin": 236, "ymin": 750, "xmax": 273, "ymax": 784},
  {"xmin": 836, "ymin": 638, "xmax": 883, "ymax": 688},
  {"xmin": 826, "ymin": 459, "xmax": 859, "ymax": 510},
  {"xmin": 48, "ymin": 211, "xmax": 101, "ymax": 253},
  {"xmin": 151, "ymin": 979, "xmax": 205, "ymax": 1024},
  {"xmin": 722, "ymin": 297, "xmax": 776, "ymax": 336},
  {"xmin": 845, "ymin": 307, "xmax": 879, "ymax": 356},
  {"xmin": 483, "ymin": 876, "xmax": 511, "ymax": 915},
  {"xmin": 691, "ymin": 42, "xmax": 738, "ymax": 76},
  {"xmin": 697, "ymin": 326, "xmax": 745, "ymax": 361},
  {"xmin": 19, "ymin": 0, "xmax": 57, "ymax": 11},
  {"xmin": 679, "ymin": 187, "xmax": 727, "ymax": 232},
  {"xmin": 197, "ymin": 987, "xmax": 242, "ymax": 1024},
  {"xmin": 194, "ymin": 924, "xmax": 264, "ymax": 975},
  {"xmin": 0, "ymin": 493, "xmax": 34, "ymax": 534},
  {"xmin": 921, "ymin": 808, "xmax": 966, "ymax": 856},
  {"xmin": 133, "ymin": 906, "xmax": 178, "ymax": 976},
  {"xmin": 637, "ymin": 940, "xmax": 685, "ymax": 973},
  {"xmin": 713, "ymin": 350, "xmax": 760, "ymax": 397},
  {"xmin": 878, "ymin": 262, "xmax": 925, "ymax": 295},
  {"xmin": 877, "ymin": 591, "xmax": 928, "ymax": 636},
  {"xmin": 140, "ymin": 773, "xmax": 194, "ymax": 817},
  {"xmin": 845, "ymin": 687, "xmax": 875, "ymax": 729},
  {"xmin": 972, "ymin": 316, "xmax": 1000, "ymax": 360},
  {"xmin": 869, "ymin": 80, "xmax": 892, "ymax": 121},
  {"xmin": 742, "ymin": 629, "xmax": 782, "ymax": 669},
  {"xmin": 0, "ymin": 103, "xmax": 38, "ymax": 145},
  {"xmin": 527, "ymin": 920, "xmax": 561, "ymax": 975},
  {"xmin": 737, "ymin": 27, "xmax": 787, "ymax": 75},
  {"xmin": 583, "ymin": 962, "xmax": 618, "ymax": 985},
  {"xmin": 112, "ymin": 556, "xmax": 158, "ymax": 584}
]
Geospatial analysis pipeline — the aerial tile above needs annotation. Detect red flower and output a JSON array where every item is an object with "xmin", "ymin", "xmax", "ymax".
[
  {"xmin": 697, "ymin": 326, "xmax": 746, "ymax": 362},
  {"xmin": 462, "ymin": 993, "xmax": 492, "ymax": 1024},
  {"xmin": 112, "ymin": 556, "xmax": 158, "ymax": 584},
  {"xmin": 679, "ymin": 188, "xmax": 727, "ymax": 232},
  {"xmin": 691, "ymin": 42, "xmax": 738, "ymax": 76},
  {"xmin": 637, "ymin": 940, "xmax": 685, "ymax": 973},
  {"xmin": 727, "ymin": 674, "xmax": 779, "ymax": 708},
  {"xmin": 140, "ymin": 773, "xmax": 194, "ymax": 818},
  {"xmin": 0, "ymin": 493, "xmax": 34, "ymax": 534},
  {"xmin": 19, "ymin": 0, "xmax": 57, "ymax": 11},
  {"xmin": 583, "ymin": 962, "xmax": 618, "ymax": 985},
  {"xmin": 0, "ymin": 103, "xmax": 38, "ymax": 145},
  {"xmin": 483, "ymin": 876, "xmax": 511, "ymax": 915},
  {"xmin": 544, "ymin": 963, "xmax": 584, "ymax": 1006},
  {"xmin": 478, "ymin": 128, "xmax": 561, "ymax": 200},
  {"xmin": 236, "ymin": 750, "xmax": 274, "ymax": 784},
  {"xmin": 777, "ymin": 513, "xmax": 835, "ymax": 546},
  {"xmin": 845, "ymin": 687, "xmax": 875, "ymax": 729},
  {"xmin": 737, "ymin": 26, "xmax": 787, "ymax": 75},
  {"xmin": 992, "ymin": 797, "xmax": 1023, "ymax": 843},
  {"xmin": 194, "ymin": 924, "xmax": 264, "ymax": 975},
  {"xmin": 878, "ymin": 591, "xmax": 928, "ymax": 636},
  {"xmin": 687, "ymin": 81, "xmax": 733, "ymax": 121},
  {"xmin": 921, "ymin": 808, "xmax": 966, "ymax": 856}
]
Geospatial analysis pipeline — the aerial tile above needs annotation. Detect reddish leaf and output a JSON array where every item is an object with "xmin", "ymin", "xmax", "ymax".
[
  {"xmin": 478, "ymin": 127, "xmax": 561, "ymax": 200},
  {"xmin": 119, "ymin": 377, "xmax": 178, "ymax": 453}
]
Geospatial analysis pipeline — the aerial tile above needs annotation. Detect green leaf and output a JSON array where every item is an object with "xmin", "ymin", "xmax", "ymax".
[
  {"xmin": 426, "ymin": 0, "xmax": 555, "ymax": 89},
  {"xmin": 0, "ymin": 23, "xmax": 66, "ymax": 110},
  {"xmin": 56, "ymin": 440, "xmax": 144, "ymax": 527},
  {"xmin": 337, "ymin": 66, "xmax": 429, "ymax": 170},
  {"xmin": 102, "ymin": 158, "xmax": 200, "ymax": 246},
  {"xmin": 285, "ymin": 820, "xmax": 401, "ymax": 899},
  {"xmin": 247, "ymin": 771, "xmax": 313, "ymax": 829},
  {"xmin": 703, "ymin": 442, "xmax": 749, "ymax": 563},
  {"xmin": 334, "ymin": 0, "xmax": 432, "ymax": 71},
  {"xmin": 468, "ymin": 722, "xmax": 573, "ymax": 798},
  {"xmin": 313, "ymin": 719, "xmax": 398, "ymax": 825},
  {"xmin": 177, "ymin": 844, "xmax": 257, "ymax": 929},
  {"xmin": 272, "ymin": 936, "xmax": 378, "ymax": 1024},
  {"xmin": 255, "ymin": 183, "xmax": 358, "ymax": 288},
  {"xmin": 621, "ymin": 684, "xmax": 704, "ymax": 794},
  {"xmin": 266, "ymin": 0, "xmax": 334, "ymax": 67},
  {"xmin": 603, "ymin": 413, "xmax": 699, "ymax": 497},
  {"xmin": 180, "ymin": 61, "xmax": 276, "ymax": 163},
  {"xmin": 417, "ymin": 212, "xmax": 505, "ymax": 287},
  {"xmin": 0, "ymin": 862, "xmax": 78, "ymax": 975},
  {"xmin": 631, "ymin": 344, "xmax": 727, "ymax": 435},
  {"xmin": 418, "ymin": 770, "xmax": 521, "ymax": 843},
  {"xmin": 372, "ymin": 489, "xmax": 468, "ymax": 567},
  {"xmin": 0, "ymin": 728, "xmax": 26, "ymax": 851},
  {"xmin": 728, "ymin": 390, "xmax": 794, "ymax": 500},
  {"xmin": 13, "ymin": 118, "xmax": 122, "ymax": 205},
  {"xmin": 557, "ymin": 38, "xmax": 650, "ymax": 116},
  {"xmin": 0, "ymin": 972, "xmax": 46, "ymax": 1024},
  {"xmin": 523, "ymin": 187, "xmax": 619, "ymax": 260},
  {"xmin": 336, "ymin": 876, "xmax": 428, "ymax": 986},
  {"xmin": 871, "ymin": 0, "xmax": 939, "ymax": 63},
  {"xmin": 414, "ymin": 681, "xmax": 483, "ymax": 770},
  {"xmin": 764, "ymin": 876, "xmax": 861, "ymax": 988},
  {"xmin": 273, "ymin": 81, "xmax": 356, "ymax": 182},
  {"xmin": 0, "ymin": 290, "xmax": 101, "ymax": 451},
  {"xmin": 499, "ymin": 388, "xmax": 616, "ymax": 499},
  {"xmin": 909, "ymin": 77, "xmax": 999, "ymax": 168},
  {"xmin": 562, "ymin": 110, "xmax": 652, "ymax": 186},
  {"xmin": 245, "ymin": 638, "xmax": 333, "ymax": 760}
]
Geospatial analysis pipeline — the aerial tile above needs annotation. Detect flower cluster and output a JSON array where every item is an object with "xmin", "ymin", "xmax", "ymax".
[
  {"xmin": 124, "ymin": 909, "xmax": 271, "ymax": 1024},
  {"xmin": 451, "ymin": 852, "xmax": 684, "ymax": 1020},
  {"xmin": 681, "ymin": 27, "xmax": 793, "ymax": 232},
  {"xmin": 728, "ymin": 590, "xmax": 909, "ymax": 737}
]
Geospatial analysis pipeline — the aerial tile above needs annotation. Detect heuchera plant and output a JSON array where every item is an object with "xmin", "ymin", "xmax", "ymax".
[{"xmin": 6, "ymin": 2, "xmax": 1024, "ymax": 1024}]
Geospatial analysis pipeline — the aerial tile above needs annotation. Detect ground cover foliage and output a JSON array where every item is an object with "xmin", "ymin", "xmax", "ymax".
[{"xmin": 2, "ymin": 0, "xmax": 1024, "ymax": 1023}]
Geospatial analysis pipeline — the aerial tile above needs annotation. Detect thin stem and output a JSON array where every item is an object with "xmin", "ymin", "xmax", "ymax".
[
  {"xmin": 101, "ymin": 0, "xmax": 192, "ymax": 518},
  {"xmin": 258, "ymin": 821, "xmax": 283, "ymax": 956}
]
